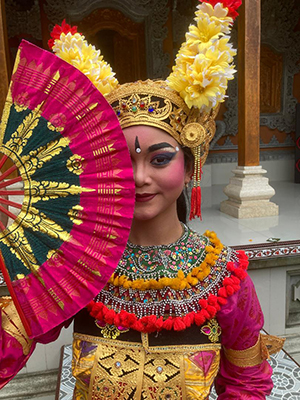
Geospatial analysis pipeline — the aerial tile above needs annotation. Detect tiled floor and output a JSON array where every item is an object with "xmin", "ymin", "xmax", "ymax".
[{"xmin": 190, "ymin": 181, "xmax": 300, "ymax": 247}]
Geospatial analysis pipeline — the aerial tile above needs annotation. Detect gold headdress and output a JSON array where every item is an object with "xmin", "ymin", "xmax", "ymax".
[{"xmin": 49, "ymin": 1, "xmax": 242, "ymax": 219}]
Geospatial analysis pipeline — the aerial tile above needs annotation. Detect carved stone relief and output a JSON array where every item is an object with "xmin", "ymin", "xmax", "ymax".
[
  {"xmin": 223, "ymin": 0, "xmax": 300, "ymax": 138},
  {"xmin": 260, "ymin": 45, "xmax": 283, "ymax": 114},
  {"xmin": 5, "ymin": 0, "xmax": 42, "ymax": 40},
  {"xmin": 44, "ymin": 0, "xmax": 170, "ymax": 78}
]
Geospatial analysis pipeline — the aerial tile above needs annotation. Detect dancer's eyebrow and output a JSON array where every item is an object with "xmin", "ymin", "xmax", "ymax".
[{"xmin": 148, "ymin": 142, "xmax": 175, "ymax": 153}]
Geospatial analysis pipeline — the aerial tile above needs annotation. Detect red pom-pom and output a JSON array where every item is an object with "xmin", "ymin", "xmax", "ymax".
[
  {"xmin": 173, "ymin": 317, "xmax": 186, "ymax": 331},
  {"xmin": 226, "ymin": 285, "xmax": 235, "ymax": 296},
  {"xmin": 141, "ymin": 315, "xmax": 157, "ymax": 332},
  {"xmin": 133, "ymin": 320, "xmax": 144, "ymax": 332},
  {"xmin": 104, "ymin": 309, "xmax": 116, "ymax": 325},
  {"xmin": 199, "ymin": 299, "xmax": 208, "ymax": 309},
  {"xmin": 217, "ymin": 296, "xmax": 228, "ymax": 305},
  {"xmin": 163, "ymin": 317, "xmax": 174, "ymax": 330},
  {"xmin": 223, "ymin": 277, "xmax": 234, "ymax": 286},
  {"xmin": 233, "ymin": 268, "xmax": 247, "ymax": 280},
  {"xmin": 202, "ymin": 309, "xmax": 210, "ymax": 319},
  {"xmin": 226, "ymin": 261, "xmax": 235, "ymax": 271},
  {"xmin": 114, "ymin": 314, "xmax": 121, "ymax": 326},
  {"xmin": 208, "ymin": 295, "xmax": 218, "ymax": 305},
  {"xmin": 155, "ymin": 316, "xmax": 164, "ymax": 330},
  {"xmin": 183, "ymin": 313, "xmax": 194, "ymax": 327},
  {"xmin": 87, "ymin": 300, "xmax": 95, "ymax": 312},
  {"xmin": 206, "ymin": 305, "xmax": 217, "ymax": 317},
  {"xmin": 231, "ymin": 276, "xmax": 240, "ymax": 285},
  {"xmin": 194, "ymin": 312, "xmax": 206, "ymax": 326},
  {"xmin": 125, "ymin": 313, "xmax": 137, "ymax": 327},
  {"xmin": 95, "ymin": 308, "xmax": 104, "ymax": 321},
  {"xmin": 218, "ymin": 287, "xmax": 228, "ymax": 298}
]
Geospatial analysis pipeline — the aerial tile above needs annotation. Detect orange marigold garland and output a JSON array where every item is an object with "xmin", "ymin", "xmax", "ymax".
[{"xmin": 108, "ymin": 230, "xmax": 223, "ymax": 291}]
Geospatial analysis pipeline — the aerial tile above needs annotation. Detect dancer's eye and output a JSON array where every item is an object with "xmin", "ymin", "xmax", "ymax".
[{"xmin": 151, "ymin": 152, "xmax": 176, "ymax": 166}]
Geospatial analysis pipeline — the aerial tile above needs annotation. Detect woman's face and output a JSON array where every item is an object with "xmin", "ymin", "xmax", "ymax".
[{"xmin": 123, "ymin": 125, "xmax": 191, "ymax": 222}]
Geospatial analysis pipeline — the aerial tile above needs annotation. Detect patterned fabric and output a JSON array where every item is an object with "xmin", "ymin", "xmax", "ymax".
[
  {"xmin": 0, "ymin": 40, "xmax": 135, "ymax": 337},
  {"xmin": 215, "ymin": 275, "xmax": 273, "ymax": 398},
  {"xmin": 72, "ymin": 333, "xmax": 221, "ymax": 400}
]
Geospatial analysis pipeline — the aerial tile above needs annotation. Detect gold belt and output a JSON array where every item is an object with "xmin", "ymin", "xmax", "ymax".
[{"xmin": 73, "ymin": 332, "xmax": 221, "ymax": 400}]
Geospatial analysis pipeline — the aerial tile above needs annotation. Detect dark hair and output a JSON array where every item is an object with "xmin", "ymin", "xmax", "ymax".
[{"xmin": 176, "ymin": 147, "xmax": 194, "ymax": 224}]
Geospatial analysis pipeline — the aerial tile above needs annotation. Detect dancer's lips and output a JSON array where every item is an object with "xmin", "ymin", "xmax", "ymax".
[{"xmin": 135, "ymin": 193, "xmax": 157, "ymax": 202}]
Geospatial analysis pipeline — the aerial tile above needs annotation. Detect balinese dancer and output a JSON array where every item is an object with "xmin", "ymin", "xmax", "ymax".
[{"xmin": 0, "ymin": 1, "xmax": 284, "ymax": 399}]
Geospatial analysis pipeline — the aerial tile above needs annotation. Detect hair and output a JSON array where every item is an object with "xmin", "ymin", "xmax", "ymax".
[{"xmin": 177, "ymin": 147, "xmax": 194, "ymax": 224}]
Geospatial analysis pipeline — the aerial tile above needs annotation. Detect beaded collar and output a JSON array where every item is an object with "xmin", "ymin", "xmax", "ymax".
[
  {"xmin": 118, "ymin": 224, "xmax": 209, "ymax": 281},
  {"xmin": 88, "ymin": 228, "xmax": 249, "ymax": 334}
]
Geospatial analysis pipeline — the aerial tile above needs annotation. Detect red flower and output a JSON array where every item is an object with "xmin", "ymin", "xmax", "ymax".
[
  {"xmin": 48, "ymin": 19, "xmax": 79, "ymax": 49},
  {"xmin": 200, "ymin": 0, "xmax": 242, "ymax": 19}
]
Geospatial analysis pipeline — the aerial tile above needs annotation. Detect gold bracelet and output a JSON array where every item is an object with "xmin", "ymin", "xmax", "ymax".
[{"xmin": 223, "ymin": 333, "xmax": 285, "ymax": 367}]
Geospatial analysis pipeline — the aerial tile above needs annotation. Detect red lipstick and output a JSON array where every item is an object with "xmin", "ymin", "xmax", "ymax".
[{"xmin": 135, "ymin": 193, "xmax": 156, "ymax": 202}]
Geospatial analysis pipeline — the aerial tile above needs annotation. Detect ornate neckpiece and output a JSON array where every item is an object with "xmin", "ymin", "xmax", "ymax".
[
  {"xmin": 119, "ymin": 223, "xmax": 209, "ymax": 281},
  {"xmin": 88, "ymin": 228, "xmax": 249, "ymax": 334}
]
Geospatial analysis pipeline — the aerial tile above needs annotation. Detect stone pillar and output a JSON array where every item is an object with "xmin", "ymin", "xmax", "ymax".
[
  {"xmin": 220, "ymin": 0, "xmax": 278, "ymax": 219},
  {"xmin": 0, "ymin": 0, "xmax": 10, "ymax": 115}
]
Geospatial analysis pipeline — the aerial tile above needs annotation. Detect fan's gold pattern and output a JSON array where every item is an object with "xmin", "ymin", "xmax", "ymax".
[
  {"xmin": 0, "ymin": 225, "xmax": 39, "ymax": 271},
  {"xmin": 19, "ymin": 136, "xmax": 71, "ymax": 177},
  {"xmin": 4, "ymin": 102, "xmax": 43, "ymax": 157},
  {"xmin": 66, "ymin": 154, "xmax": 85, "ymax": 175},
  {"xmin": 26, "ymin": 180, "xmax": 93, "ymax": 203},
  {"xmin": 68, "ymin": 205, "xmax": 84, "ymax": 225},
  {"xmin": 0, "ymin": 92, "xmax": 93, "ymax": 275},
  {"xmin": 72, "ymin": 333, "xmax": 221, "ymax": 400},
  {"xmin": 18, "ymin": 206, "xmax": 71, "ymax": 241}
]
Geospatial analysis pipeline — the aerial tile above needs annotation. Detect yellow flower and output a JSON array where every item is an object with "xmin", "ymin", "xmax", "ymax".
[
  {"xmin": 52, "ymin": 33, "xmax": 118, "ymax": 96},
  {"xmin": 195, "ymin": 2, "xmax": 233, "ymax": 34},
  {"xmin": 187, "ymin": 15, "xmax": 223, "ymax": 45}
]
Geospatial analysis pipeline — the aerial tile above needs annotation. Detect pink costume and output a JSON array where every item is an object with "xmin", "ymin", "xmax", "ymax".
[{"xmin": 0, "ymin": 229, "xmax": 274, "ymax": 399}]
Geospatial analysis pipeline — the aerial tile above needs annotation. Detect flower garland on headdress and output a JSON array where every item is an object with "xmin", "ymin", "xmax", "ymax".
[
  {"xmin": 166, "ymin": 0, "xmax": 241, "ymax": 218},
  {"xmin": 48, "ymin": 20, "xmax": 118, "ymax": 97},
  {"xmin": 167, "ymin": 0, "xmax": 240, "ymax": 112}
]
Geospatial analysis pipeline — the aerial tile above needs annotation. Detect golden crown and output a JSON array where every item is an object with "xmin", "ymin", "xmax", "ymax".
[{"xmin": 107, "ymin": 80, "xmax": 218, "ymax": 165}]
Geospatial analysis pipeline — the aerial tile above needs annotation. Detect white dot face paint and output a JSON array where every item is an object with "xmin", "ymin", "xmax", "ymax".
[
  {"xmin": 175, "ymin": 146, "xmax": 180, "ymax": 152},
  {"xmin": 135, "ymin": 136, "xmax": 142, "ymax": 154}
]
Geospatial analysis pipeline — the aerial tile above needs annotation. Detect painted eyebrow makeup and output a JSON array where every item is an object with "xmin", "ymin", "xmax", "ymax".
[{"xmin": 147, "ymin": 142, "xmax": 175, "ymax": 153}]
